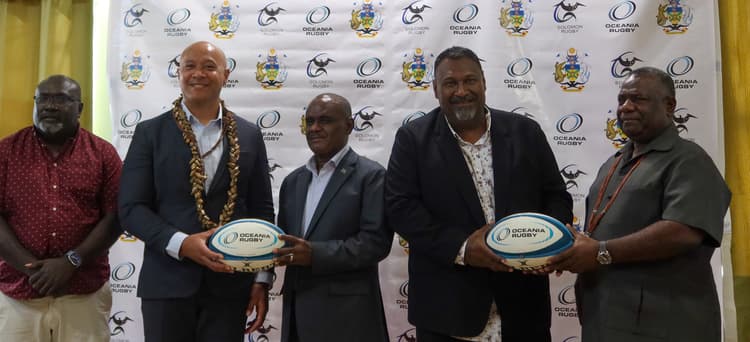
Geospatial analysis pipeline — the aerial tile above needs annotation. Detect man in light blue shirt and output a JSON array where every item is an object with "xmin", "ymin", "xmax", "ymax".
[
  {"xmin": 274, "ymin": 93, "xmax": 392, "ymax": 342},
  {"xmin": 119, "ymin": 41, "xmax": 274, "ymax": 342}
]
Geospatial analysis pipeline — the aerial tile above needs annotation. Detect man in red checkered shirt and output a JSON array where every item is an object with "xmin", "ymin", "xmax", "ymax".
[{"xmin": 0, "ymin": 75, "xmax": 122, "ymax": 342}]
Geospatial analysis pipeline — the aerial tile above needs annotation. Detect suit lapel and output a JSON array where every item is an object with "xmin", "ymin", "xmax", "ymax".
[
  {"xmin": 490, "ymin": 111, "xmax": 511, "ymax": 221},
  {"xmin": 206, "ymin": 136, "xmax": 229, "ymax": 195},
  {"xmin": 434, "ymin": 114, "xmax": 485, "ymax": 227},
  {"xmin": 291, "ymin": 170, "xmax": 312, "ymax": 237},
  {"xmin": 304, "ymin": 150, "xmax": 356, "ymax": 239}
]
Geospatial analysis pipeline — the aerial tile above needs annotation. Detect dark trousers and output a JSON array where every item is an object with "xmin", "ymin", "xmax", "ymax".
[
  {"xmin": 141, "ymin": 289, "xmax": 249, "ymax": 342},
  {"xmin": 416, "ymin": 328, "xmax": 465, "ymax": 342},
  {"xmin": 286, "ymin": 294, "xmax": 301, "ymax": 342},
  {"xmin": 417, "ymin": 326, "xmax": 550, "ymax": 342}
]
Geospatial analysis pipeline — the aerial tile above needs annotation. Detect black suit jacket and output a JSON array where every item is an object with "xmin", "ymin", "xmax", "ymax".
[
  {"xmin": 118, "ymin": 110, "xmax": 274, "ymax": 299},
  {"xmin": 277, "ymin": 149, "xmax": 391, "ymax": 342},
  {"xmin": 385, "ymin": 108, "xmax": 572, "ymax": 338}
]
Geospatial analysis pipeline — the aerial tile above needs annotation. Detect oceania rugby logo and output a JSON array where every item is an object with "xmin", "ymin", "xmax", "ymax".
[
  {"xmin": 399, "ymin": 280, "xmax": 409, "ymax": 298},
  {"xmin": 608, "ymin": 1, "xmax": 636, "ymax": 21},
  {"xmin": 111, "ymin": 262, "xmax": 136, "ymax": 282},
  {"xmin": 120, "ymin": 109, "xmax": 143, "ymax": 128},
  {"xmin": 356, "ymin": 57, "xmax": 383, "ymax": 77},
  {"xmin": 221, "ymin": 232, "xmax": 239, "ymax": 245},
  {"xmin": 306, "ymin": 6, "xmax": 331, "ymax": 25},
  {"xmin": 453, "ymin": 3, "xmax": 479, "ymax": 23},
  {"xmin": 666, "ymin": 56, "xmax": 694, "ymax": 77},
  {"xmin": 507, "ymin": 57, "xmax": 533, "ymax": 77},
  {"xmin": 256, "ymin": 110, "xmax": 281, "ymax": 129},
  {"xmin": 556, "ymin": 113, "xmax": 583, "ymax": 133},
  {"xmin": 167, "ymin": 8, "xmax": 191, "ymax": 25},
  {"xmin": 558, "ymin": 285, "xmax": 576, "ymax": 305}
]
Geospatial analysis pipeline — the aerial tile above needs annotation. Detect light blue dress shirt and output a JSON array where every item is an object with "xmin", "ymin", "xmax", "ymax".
[{"xmin": 301, "ymin": 145, "xmax": 351, "ymax": 237}]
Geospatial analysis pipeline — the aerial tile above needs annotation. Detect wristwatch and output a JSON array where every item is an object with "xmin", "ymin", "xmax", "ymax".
[
  {"xmin": 596, "ymin": 240, "xmax": 612, "ymax": 265},
  {"xmin": 65, "ymin": 250, "xmax": 82, "ymax": 268}
]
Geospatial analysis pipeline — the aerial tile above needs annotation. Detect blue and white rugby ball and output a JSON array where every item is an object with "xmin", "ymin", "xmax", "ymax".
[
  {"xmin": 485, "ymin": 213, "xmax": 573, "ymax": 271},
  {"xmin": 208, "ymin": 219, "xmax": 285, "ymax": 273}
]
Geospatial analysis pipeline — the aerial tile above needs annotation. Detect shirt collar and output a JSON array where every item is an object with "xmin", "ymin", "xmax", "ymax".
[
  {"xmin": 305, "ymin": 145, "xmax": 351, "ymax": 174},
  {"xmin": 33, "ymin": 126, "xmax": 81, "ymax": 152},
  {"xmin": 181, "ymin": 100, "xmax": 223, "ymax": 126},
  {"xmin": 444, "ymin": 106, "xmax": 492, "ymax": 145},
  {"xmin": 617, "ymin": 124, "xmax": 678, "ymax": 159}
]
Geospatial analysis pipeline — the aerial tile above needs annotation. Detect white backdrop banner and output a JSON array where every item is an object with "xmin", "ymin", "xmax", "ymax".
[{"xmin": 106, "ymin": 1, "xmax": 721, "ymax": 341}]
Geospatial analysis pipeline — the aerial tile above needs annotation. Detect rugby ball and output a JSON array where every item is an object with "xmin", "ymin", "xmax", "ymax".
[
  {"xmin": 208, "ymin": 219, "xmax": 285, "ymax": 273},
  {"xmin": 485, "ymin": 213, "xmax": 573, "ymax": 271}
]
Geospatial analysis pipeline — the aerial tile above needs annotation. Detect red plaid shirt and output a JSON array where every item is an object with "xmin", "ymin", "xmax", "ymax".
[{"xmin": 0, "ymin": 127, "xmax": 121, "ymax": 299}]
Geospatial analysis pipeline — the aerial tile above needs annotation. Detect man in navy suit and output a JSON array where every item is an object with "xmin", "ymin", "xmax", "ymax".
[
  {"xmin": 274, "ymin": 93, "xmax": 391, "ymax": 342},
  {"xmin": 385, "ymin": 46, "xmax": 573, "ymax": 342},
  {"xmin": 118, "ymin": 41, "xmax": 274, "ymax": 342}
]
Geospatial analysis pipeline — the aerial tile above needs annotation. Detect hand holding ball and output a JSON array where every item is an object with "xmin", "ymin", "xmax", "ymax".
[
  {"xmin": 485, "ymin": 213, "xmax": 574, "ymax": 271},
  {"xmin": 207, "ymin": 219, "xmax": 285, "ymax": 272}
]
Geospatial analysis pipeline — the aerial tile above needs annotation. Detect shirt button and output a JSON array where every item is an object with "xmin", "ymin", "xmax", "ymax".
[
  {"xmin": 53, "ymin": 163, "xmax": 58, "ymax": 167},
  {"xmin": 52, "ymin": 207, "xmax": 57, "ymax": 211},
  {"xmin": 52, "ymin": 185, "xmax": 58, "ymax": 189},
  {"xmin": 51, "ymin": 232, "xmax": 56, "ymax": 237}
]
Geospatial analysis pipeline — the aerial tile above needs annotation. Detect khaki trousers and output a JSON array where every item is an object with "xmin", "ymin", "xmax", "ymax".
[{"xmin": 0, "ymin": 282, "xmax": 112, "ymax": 342}]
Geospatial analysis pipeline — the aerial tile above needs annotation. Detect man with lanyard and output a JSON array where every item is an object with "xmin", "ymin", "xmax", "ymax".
[
  {"xmin": 0, "ymin": 75, "xmax": 122, "ymax": 342},
  {"xmin": 545, "ymin": 67, "xmax": 730, "ymax": 342}
]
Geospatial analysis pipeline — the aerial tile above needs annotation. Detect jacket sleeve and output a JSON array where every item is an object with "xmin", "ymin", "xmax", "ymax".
[
  {"xmin": 118, "ymin": 122, "xmax": 182, "ymax": 253},
  {"xmin": 385, "ymin": 126, "xmax": 470, "ymax": 266}
]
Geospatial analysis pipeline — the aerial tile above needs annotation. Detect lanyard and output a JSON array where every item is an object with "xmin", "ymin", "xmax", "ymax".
[{"xmin": 586, "ymin": 153, "xmax": 645, "ymax": 236}]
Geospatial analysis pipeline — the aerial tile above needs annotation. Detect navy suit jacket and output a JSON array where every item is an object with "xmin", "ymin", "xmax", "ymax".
[
  {"xmin": 118, "ymin": 110, "xmax": 274, "ymax": 299},
  {"xmin": 277, "ymin": 149, "xmax": 391, "ymax": 342},
  {"xmin": 385, "ymin": 107, "xmax": 573, "ymax": 337}
]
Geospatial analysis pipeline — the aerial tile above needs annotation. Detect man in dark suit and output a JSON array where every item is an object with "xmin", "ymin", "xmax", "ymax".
[
  {"xmin": 274, "ymin": 93, "xmax": 391, "ymax": 342},
  {"xmin": 385, "ymin": 46, "xmax": 573, "ymax": 342},
  {"xmin": 118, "ymin": 41, "xmax": 274, "ymax": 342}
]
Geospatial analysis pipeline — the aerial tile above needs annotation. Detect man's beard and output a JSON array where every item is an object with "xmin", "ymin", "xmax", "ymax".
[{"xmin": 453, "ymin": 107, "xmax": 478, "ymax": 121}]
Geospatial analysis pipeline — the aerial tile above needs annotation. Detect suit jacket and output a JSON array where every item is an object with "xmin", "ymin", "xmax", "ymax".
[
  {"xmin": 118, "ymin": 110, "xmax": 274, "ymax": 299},
  {"xmin": 277, "ymin": 149, "xmax": 391, "ymax": 342},
  {"xmin": 385, "ymin": 108, "xmax": 573, "ymax": 337}
]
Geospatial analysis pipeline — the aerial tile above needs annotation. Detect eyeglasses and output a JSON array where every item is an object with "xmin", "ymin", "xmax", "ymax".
[{"xmin": 33, "ymin": 94, "xmax": 80, "ymax": 104}]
